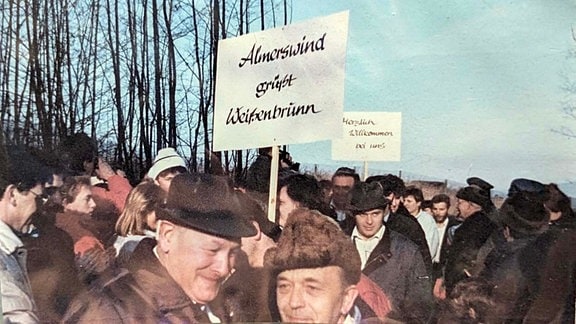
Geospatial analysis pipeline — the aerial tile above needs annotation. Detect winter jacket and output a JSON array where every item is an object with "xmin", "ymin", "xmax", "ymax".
[
  {"xmin": 524, "ymin": 228, "xmax": 576, "ymax": 323},
  {"xmin": 21, "ymin": 221, "xmax": 81, "ymax": 323},
  {"xmin": 91, "ymin": 175, "xmax": 132, "ymax": 213},
  {"xmin": 0, "ymin": 220, "xmax": 39, "ymax": 323},
  {"xmin": 386, "ymin": 209, "xmax": 433, "ymax": 276},
  {"xmin": 63, "ymin": 238, "xmax": 209, "ymax": 323},
  {"xmin": 210, "ymin": 253, "xmax": 274, "ymax": 323},
  {"xmin": 432, "ymin": 216, "xmax": 461, "ymax": 279},
  {"xmin": 480, "ymin": 236, "xmax": 541, "ymax": 322},
  {"xmin": 444, "ymin": 210, "xmax": 497, "ymax": 293},
  {"xmin": 352, "ymin": 227, "xmax": 434, "ymax": 323}
]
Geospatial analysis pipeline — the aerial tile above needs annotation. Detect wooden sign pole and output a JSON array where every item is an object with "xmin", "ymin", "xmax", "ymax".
[{"xmin": 267, "ymin": 146, "xmax": 280, "ymax": 223}]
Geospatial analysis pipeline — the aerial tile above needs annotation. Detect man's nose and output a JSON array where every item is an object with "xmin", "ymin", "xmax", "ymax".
[
  {"xmin": 211, "ymin": 253, "xmax": 232, "ymax": 277},
  {"xmin": 288, "ymin": 285, "xmax": 305, "ymax": 309}
]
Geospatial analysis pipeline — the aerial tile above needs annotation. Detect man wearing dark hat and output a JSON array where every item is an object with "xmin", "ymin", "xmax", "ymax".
[
  {"xmin": 346, "ymin": 181, "xmax": 433, "ymax": 323},
  {"xmin": 466, "ymin": 176, "xmax": 497, "ymax": 214},
  {"xmin": 64, "ymin": 173, "xmax": 257, "ymax": 323},
  {"xmin": 365, "ymin": 174, "xmax": 433, "ymax": 276},
  {"xmin": 438, "ymin": 182, "xmax": 498, "ymax": 296},
  {"xmin": 479, "ymin": 178, "xmax": 550, "ymax": 322},
  {"xmin": 265, "ymin": 208, "xmax": 361, "ymax": 323}
]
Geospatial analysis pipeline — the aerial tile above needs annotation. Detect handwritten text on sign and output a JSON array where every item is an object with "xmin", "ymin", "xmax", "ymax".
[
  {"xmin": 332, "ymin": 112, "xmax": 402, "ymax": 161},
  {"xmin": 213, "ymin": 11, "xmax": 349, "ymax": 151}
]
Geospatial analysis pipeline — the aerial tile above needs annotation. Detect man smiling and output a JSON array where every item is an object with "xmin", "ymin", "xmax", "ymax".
[{"xmin": 64, "ymin": 173, "xmax": 257, "ymax": 323}]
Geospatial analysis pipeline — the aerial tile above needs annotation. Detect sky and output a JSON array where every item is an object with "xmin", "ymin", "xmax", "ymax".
[{"xmin": 284, "ymin": 0, "xmax": 576, "ymax": 194}]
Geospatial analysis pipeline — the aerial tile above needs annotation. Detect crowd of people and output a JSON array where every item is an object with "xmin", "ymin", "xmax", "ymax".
[{"xmin": 1, "ymin": 134, "xmax": 575, "ymax": 323}]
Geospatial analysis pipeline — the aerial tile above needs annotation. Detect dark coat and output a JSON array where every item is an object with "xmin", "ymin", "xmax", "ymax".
[
  {"xmin": 340, "ymin": 206, "xmax": 433, "ymax": 277},
  {"xmin": 432, "ymin": 216, "xmax": 461, "ymax": 279},
  {"xmin": 210, "ymin": 252, "xmax": 274, "ymax": 323},
  {"xmin": 63, "ymin": 238, "xmax": 209, "ymax": 323},
  {"xmin": 444, "ymin": 210, "xmax": 497, "ymax": 293},
  {"xmin": 350, "ymin": 227, "xmax": 433, "ymax": 324},
  {"xmin": 22, "ymin": 221, "xmax": 82, "ymax": 323},
  {"xmin": 524, "ymin": 228, "xmax": 576, "ymax": 323},
  {"xmin": 386, "ymin": 208, "xmax": 433, "ymax": 276},
  {"xmin": 480, "ymin": 236, "xmax": 541, "ymax": 323},
  {"xmin": 245, "ymin": 154, "xmax": 271, "ymax": 193}
]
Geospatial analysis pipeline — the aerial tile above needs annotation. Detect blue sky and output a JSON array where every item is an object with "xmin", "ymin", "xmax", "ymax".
[{"xmin": 286, "ymin": 0, "xmax": 576, "ymax": 194}]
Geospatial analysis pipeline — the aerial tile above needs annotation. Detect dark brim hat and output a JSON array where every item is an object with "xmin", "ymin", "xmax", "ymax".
[
  {"xmin": 349, "ymin": 182, "xmax": 390, "ymax": 213},
  {"xmin": 235, "ymin": 191, "xmax": 282, "ymax": 242},
  {"xmin": 507, "ymin": 178, "xmax": 546, "ymax": 198},
  {"xmin": 456, "ymin": 186, "xmax": 490, "ymax": 207},
  {"xmin": 466, "ymin": 177, "xmax": 494, "ymax": 192},
  {"xmin": 496, "ymin": 178, "xmax": 550, "ymax": 235},
  {"xmin": 156, "ymin": 173, "xmax": 257, "ymax": 239},
  {"xmin": 156, "ymin": 207, "xmax": 257, "ymax": 239},
  {"xmin": 497, "ymin": 194, "xmax": 548, "ymax": 235}
]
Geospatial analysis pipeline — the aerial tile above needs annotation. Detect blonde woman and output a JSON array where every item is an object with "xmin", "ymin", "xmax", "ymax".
[{"xmin": 113, "ymin": 180, "xmax": 165, "ymax": 263}]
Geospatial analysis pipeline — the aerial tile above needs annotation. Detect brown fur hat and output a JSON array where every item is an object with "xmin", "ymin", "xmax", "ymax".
[{"xmin": 264, "ymin": 208, "xmax": 361, "ymax": 285}]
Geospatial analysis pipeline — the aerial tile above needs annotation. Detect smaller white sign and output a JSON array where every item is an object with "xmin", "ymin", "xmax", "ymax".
[{"xmin": 332, "ymin": 112, "xmax": 402, "ymax": 161}]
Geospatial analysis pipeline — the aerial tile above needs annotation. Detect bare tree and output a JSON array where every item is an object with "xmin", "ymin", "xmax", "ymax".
[
  {"xmin": 554, "ymin": 27, "xmax": 576, "ymax": 139},
  {"xmin": 0, "ymin": 0, "xmax": 292, "ymax": 181}
]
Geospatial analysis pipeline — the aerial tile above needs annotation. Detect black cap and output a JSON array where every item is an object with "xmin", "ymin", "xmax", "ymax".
[{"xmin": 467, "ymin": 177, "xmax": 494, "ymax": 192}]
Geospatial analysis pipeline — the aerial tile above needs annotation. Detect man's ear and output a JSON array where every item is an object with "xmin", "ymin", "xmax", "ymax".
[
  {"xmin": 251, "ymin": 221, "xmax": 262, "ymax": 241},
  {"xmin": 340, "ymin": 285, "xmax": 359, "ymax": 317},
  {"xmin": 156, "ymin": 220, "xmax": 177, "ymax": 253},
  {"xmin": 4, "ymin": 184, "xmax": 17, "ymax": 206}
]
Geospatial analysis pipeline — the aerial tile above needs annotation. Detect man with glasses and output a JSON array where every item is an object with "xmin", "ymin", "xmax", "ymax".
[{"xmin": 0, "ymin": 145, "xmax": 48, "ymax": 322}]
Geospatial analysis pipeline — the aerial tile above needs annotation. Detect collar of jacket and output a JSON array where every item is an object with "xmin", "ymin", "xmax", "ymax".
[
  {"xmin": 126, "ymin": 238, "xmax": 200, "ymax": 315},
  {"xmin": 0, "ymin": 219, "xmax": 23, "ymax": 254},
  {"xmin": 362, "ymin": 228, "xmax": 393, "ymax": 276}
]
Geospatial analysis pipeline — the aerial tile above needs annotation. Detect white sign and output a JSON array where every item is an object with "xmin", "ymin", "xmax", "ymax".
[
  {"xmin": 332, "ymin": 112, "xmax": 402, "ymax": 161},
  {"xmin": 213, "ymin": 11, "xmax": 349, "ymax": 151}
]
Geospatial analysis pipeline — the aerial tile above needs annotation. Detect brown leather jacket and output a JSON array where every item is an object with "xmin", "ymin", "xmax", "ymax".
[{"xmin": 63, "ymin": 238, "xmax": 207, "ymax": 323}]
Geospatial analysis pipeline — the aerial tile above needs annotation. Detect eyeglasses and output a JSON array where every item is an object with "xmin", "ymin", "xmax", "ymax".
[{"xmin": 27, "ymin": 190, "xmax": 48, "ymax": 202}]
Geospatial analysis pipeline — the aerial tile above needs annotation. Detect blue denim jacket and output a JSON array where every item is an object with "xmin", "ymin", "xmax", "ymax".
[{"xmin": 0, "ymin": 220, "xmax": 39, "ymax": 323}]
